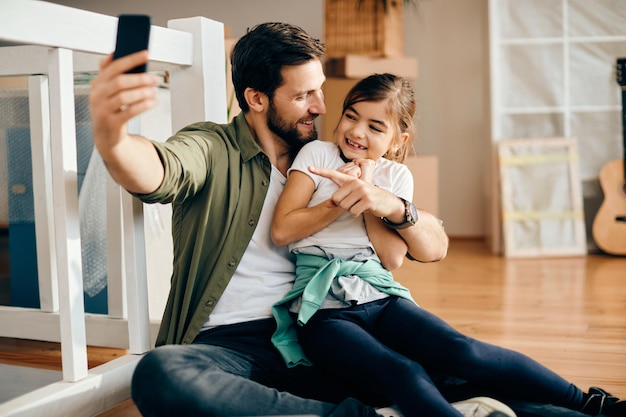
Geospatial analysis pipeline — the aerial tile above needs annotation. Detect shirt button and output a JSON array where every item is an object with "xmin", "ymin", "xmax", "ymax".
[
  {"xmin": 262, "ymin": 180, "xmax": 269, "ymax": 186},
  {"xmin": 248, "ymin": 220, "xmax": 255, "ymax": 226},
  {"xmin": 205, "ymin": 299, "xmax": 214, "ymax": 307},
  {"xmin": 228, "ymin": 261, "xmax": 236, "ymax": 267}
]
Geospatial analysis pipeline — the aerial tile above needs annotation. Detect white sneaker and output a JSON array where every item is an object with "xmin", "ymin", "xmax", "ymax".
[
  {"xmin": 375, "ymin": 396, "xmax": 517, "ymax": 417},
  {"xmin": 374, "ymin": 405, "xmax": 402, "ymax": 417},
  {"xmin": 452, "ymin": 397, "xmax": 517, "ymax": 417}
]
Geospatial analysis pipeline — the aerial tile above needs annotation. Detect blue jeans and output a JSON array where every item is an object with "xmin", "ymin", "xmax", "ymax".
[
  {"xmin": 131, "ymin": 316, "xmax": 590, "ymax": 417},
  {"xmin": 131, "ymin": 319, "xmax": 381, "ymax": 416}
]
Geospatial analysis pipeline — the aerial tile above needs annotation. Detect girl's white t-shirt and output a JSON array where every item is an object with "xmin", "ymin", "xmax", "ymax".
[{"xmin": 288, "ymin": 140, "xmax": 414, "ymax": 253}]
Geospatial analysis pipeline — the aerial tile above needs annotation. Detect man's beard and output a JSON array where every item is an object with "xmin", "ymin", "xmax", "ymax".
[{"xmin": 267, "ymin": 100, "xmax": 317, "ymax": 158}]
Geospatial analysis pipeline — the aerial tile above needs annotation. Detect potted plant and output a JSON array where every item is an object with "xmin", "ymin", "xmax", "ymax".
[{"xmin": 325, "ymin": 0, "xmax": 419, "ymax": 57}]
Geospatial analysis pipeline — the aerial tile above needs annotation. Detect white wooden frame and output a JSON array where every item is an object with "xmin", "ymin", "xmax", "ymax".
[
  {"xmin": 498, "ymin": 137, "xmax": 587, "ymax": 258},
  {"xmin": 0, "ymin": 1, "xmax": 226, "ymax": 415}
]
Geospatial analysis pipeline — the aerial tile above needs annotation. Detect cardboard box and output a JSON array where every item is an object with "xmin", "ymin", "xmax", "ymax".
[
  {"xmin": 405, "ymin": 155, "xmax": 439, "ymax": 217},
  {"xmin": 325, "ymin": 55, "xmax": 419, "ymax": 79}
]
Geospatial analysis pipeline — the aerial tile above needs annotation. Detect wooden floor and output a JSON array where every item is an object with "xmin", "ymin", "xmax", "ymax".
[{"xmin": 0, "ymin": 238, "xmax": 625, "ymax": 416}]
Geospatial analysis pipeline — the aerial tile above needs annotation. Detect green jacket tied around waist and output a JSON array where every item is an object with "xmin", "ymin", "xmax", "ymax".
[{"xmin": 271, "ymin": 253, "xmax": 416, "ymax": 368}]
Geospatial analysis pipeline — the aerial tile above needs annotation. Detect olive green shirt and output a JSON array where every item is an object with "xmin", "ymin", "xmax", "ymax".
[{"xmin": 135, "ymin": 113, "xmax": 271, "ymax": 346}]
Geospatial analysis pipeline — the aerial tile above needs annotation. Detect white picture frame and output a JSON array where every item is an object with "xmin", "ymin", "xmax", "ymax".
[{"xmin": 498, "ymin": 137, "xmax": 587, "ymax": 258}]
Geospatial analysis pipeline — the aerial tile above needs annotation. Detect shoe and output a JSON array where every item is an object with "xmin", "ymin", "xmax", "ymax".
[
  {"xmin": 580, "ymin": 387, "xmax": 621, "ymax": 415},
  {"xmin": 452, "ymin": 397, "xmax": 516, "ymax": 417},
  {"xmin": 601, "ymin": 400, "xmax": 626, "ymax": 416},
  {"xmin": 375, "ymin": 396, "xmax": 516, "ymax": 417},
  {"xmin": 375, "ymin": 405, "xmax": 402, "ymax": 417}
]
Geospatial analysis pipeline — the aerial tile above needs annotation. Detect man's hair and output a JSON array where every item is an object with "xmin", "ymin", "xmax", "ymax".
[{"xmin": 230, "ymin": 22, "xmax": 325, "ymax": 113}]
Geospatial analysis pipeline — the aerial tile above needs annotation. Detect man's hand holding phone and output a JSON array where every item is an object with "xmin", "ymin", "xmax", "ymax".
[
  {"xmin": 90, "ymin": 14, "xmax": 157, "ymax": 130},
  {"xmin": 108, "ymin": 14, "xmax": 155, "ymax": 111},
  {"xmin": 88, "ymin": 13, "xmax": 163, "ymax": 194}
]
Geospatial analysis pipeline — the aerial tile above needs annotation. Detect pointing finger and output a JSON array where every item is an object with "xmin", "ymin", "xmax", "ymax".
[{"xmin": 308, "ymin": 165, "xmax": 353, "ymax": 186}]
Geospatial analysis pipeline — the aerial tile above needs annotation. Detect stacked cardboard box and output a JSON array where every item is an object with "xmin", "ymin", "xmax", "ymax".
[{"xmin": 322, "ymin": 0, "xmax": 436, "ymax": 215}]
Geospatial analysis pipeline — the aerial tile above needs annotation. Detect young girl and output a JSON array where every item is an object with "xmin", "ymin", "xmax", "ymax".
[{"xmin": 270, "ymin": 73, "xmax": 624, "ymax": 417}]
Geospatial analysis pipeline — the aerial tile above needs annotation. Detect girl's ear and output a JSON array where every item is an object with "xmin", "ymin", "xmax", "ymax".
[
  {"xmin": 244, "ymin": 87, "xmax": 267, "ymax": 113},
  {"xmin": 392, "ymin": 132, "xmax": 410, "ymax": 153}
]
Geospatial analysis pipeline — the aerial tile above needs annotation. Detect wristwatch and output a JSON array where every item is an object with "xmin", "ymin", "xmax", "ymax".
[{"xmin": 381, "ymin": 197, "xmax": 418, "ymax": 229}]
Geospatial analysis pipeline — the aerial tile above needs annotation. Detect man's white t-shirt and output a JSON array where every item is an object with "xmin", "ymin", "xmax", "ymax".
[{"xmin": 201, "ymin": 165, "xmax": 296, "ymax": 330}]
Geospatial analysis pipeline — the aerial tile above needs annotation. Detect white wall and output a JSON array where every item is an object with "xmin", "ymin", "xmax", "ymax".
[
  {"xmin": 48, "ymin": 0, "xmax": 488, "ymax": 238},
  {"xmin": 47, "ymin": 0, "xmax": 325, "ymax": 39}
]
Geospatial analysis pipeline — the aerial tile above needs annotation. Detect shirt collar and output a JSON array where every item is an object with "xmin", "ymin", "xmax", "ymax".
[{"xmin": 233, "ymin": 113, "xmax": 264, "ymax": 163}]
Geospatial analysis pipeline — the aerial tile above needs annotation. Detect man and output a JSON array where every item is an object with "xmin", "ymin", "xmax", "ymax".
[{"xmin": 89, "ymin": 22, "xmax": 616, "ymax": 417}]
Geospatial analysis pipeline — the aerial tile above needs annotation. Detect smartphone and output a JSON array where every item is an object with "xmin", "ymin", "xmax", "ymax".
[{"xmin": 112, "ymin": 14, "xmax": 151, "ymax": 73}]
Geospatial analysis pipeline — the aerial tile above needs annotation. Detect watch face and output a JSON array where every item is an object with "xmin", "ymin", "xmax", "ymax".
[
  {"xmin": 382, "ymin": 198, "xmax": 417, "ymax": 229},
  {"xmin": 406, "ymin": 200, "xmax": 418, "ymax": 225}
]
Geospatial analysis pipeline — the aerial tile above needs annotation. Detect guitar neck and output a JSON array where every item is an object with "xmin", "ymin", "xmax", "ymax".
[
  {"xmin": 619, "ymin": 57, "xmax": 626, "ymax": 182},
  {"xmin": 622, "ymin": 89, "xmax": 626, "ymax": 180}
]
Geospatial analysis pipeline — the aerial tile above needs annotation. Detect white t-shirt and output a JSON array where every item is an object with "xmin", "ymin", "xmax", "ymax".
[
  {"xmin": 288, "ymin": 140, "xmax": 414, "ymax": 253},
  {"xmin": 201, "ymin": 165, "xmax": 296, "ymax": 329}
]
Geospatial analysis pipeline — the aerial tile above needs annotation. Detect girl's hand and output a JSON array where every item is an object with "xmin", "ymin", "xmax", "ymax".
[
  {"xmin": 308, "ymin": 164, "xmax": 393, "ymax": 218},
  {"xmin": 352, "ymin": 158, "xmax": 376, "ymax": 183},
  {"xmin": 337, "ymin": 161, "xmax": 362, "ymax": 179}
]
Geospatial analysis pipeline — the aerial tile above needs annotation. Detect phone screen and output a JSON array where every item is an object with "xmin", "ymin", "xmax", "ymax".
[{"xmin": 113, "ymin": 14, "xmax": 151, "ymax": 73}]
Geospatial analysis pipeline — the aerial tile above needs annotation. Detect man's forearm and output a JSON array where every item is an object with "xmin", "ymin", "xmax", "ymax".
[
  {"xmin": 398, "ymin": 209, "xmax": 449, "ymax": 262},
  {"xmin": 97, "ymin": 133, "xmax": 164, "ymax": 195}
]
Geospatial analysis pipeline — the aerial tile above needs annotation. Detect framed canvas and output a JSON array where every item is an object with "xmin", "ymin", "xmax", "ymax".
[{"xmin": 498, "ymin": 137, "xmax": 587, "ymax": 258}]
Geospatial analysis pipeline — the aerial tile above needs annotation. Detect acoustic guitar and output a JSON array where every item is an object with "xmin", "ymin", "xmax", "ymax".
[{"xmin": 592, "ymin": 57, "xmax": 626, "ymax": 255}]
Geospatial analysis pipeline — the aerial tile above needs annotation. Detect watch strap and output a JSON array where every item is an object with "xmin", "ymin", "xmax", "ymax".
[{"xmin": 381, "ymin": 197, "xmax": 418, "ymax": 229}]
